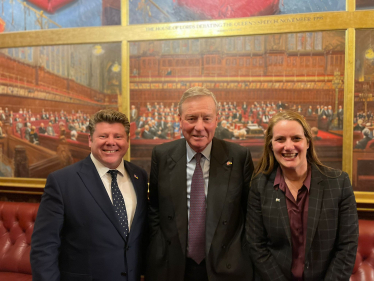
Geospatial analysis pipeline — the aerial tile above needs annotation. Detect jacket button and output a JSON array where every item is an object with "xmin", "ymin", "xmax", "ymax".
[
  {"xmin": 305, "ymin": 262, "xmax": 309, "ymax": 269},
  {"xmin": 222, "ymin": 244, "xmax": 226, "ymax": 249},
  {"xmin": 121, "ymin": 272, "xmax": 127, "ymax": 276},
  {"xmin": 168, "ymin": 216, "xmax": 173, "ymax": 220},
  {"xmin": 226, "ymin": 264, "xmax": 231, "ymax": 269},
  {"xmin": 222, "ymin": 220, "xmax": 227, "ymax": 225},
  {"xmin": 167, "ymin": 240, "xmax": 171, "ymax": 245},
  {"xmin": 126, "ymin": 246, "xmax": 129, "ymax": 251}
]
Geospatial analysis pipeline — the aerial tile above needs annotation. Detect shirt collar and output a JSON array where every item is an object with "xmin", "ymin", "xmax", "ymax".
[
  {"xmin": 274, "ymin": 165, "xmax": 312, "ymax": 192},
  {"xmin": 90, "ymin": 153, "xmax": 125, "ymax": 178},
  {"xmin": 186, "ymin": 141, "xmax": 212, "ymax": 163}
]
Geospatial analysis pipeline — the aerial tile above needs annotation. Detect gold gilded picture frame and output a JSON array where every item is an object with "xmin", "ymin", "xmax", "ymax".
[{"xmin": 0, "ymin": 0, "xmax": 374, "ymax": 207}]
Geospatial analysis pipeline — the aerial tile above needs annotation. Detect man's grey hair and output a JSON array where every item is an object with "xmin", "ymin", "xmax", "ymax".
[
  {"xmin": 362, "ymin": 128, "xmax": 371, "ymax": 137},
  {"xmin": 178, "ymin": 87, "xmax": 218, "ymax": 115}
]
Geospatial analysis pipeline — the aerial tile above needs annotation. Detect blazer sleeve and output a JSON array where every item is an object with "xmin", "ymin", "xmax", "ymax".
[
  {"xmin": 324, "ymin": 172, "xmax": 359, "ymax": 281},
  {"xmin": 242, "ymin": 147, "xmax": 254, "ymax": 218},
  {"xmin": 30, "ymin": 173, "xmax": 64, "ymax": 281},
  {"xmin": 246, "ymin": 176, "xmax": 288, "ymax": 281}
]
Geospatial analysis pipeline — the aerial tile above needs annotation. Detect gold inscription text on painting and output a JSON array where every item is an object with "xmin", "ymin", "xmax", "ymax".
[{"xmin": 145, "ymin": 16, "xmax": 324, "ymax": 32}]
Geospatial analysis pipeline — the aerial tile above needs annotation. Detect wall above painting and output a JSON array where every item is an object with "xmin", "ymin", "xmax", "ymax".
[
  {"xmin": 26, "ymin": 0, "xmax": 77, "ymax": 13},
  {"xmin": 0, "ymin": 0, "xmax": 120, "ymax": 32},
  {"xmin": 129, "ymin": 0, "xmax": 345, "ymax": 24}
]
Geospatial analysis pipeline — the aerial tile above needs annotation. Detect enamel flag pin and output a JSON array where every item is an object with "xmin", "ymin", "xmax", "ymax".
[
  {"xmin": 134, "ymin": 174, "xmax": 138, "ymax": 179},
  {"xmin": 276, "ymin": 198, "xmax": 280, "ymax": 202},
  {"xmin": 227, "ymin": 161, "xmax": 232, "ymax": 166}
]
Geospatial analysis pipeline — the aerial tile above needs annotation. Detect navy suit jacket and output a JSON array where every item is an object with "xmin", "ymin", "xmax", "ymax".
[{"xmin": 31, "ymin": 156, "xmax": 148, "ymax": 281}]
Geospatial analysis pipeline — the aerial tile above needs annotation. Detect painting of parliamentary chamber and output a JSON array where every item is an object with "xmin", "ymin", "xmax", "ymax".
[
  {"xmin": 0, "ymin": 43, "xmax": 121, "ymax": 178},
  {"xmin": 353, "ymin": 29, "xmax": 374, "ymax": 192},
  {"xmin": 1, "ymin": 0, "xmax": 374, "ymax": 201},
  {"xmin": 129, "ymin": 31, "xmax": 346, "ymax": 175}
]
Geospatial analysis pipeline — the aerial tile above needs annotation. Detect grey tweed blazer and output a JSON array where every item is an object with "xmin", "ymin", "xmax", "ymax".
[{"xmin": 246, "ymin": 163, "xmax": 358, "ymax": 281}]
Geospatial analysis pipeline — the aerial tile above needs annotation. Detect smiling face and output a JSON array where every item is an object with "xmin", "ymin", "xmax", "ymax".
[
  {"xmin": 271, "ymin": 120, "xmax": 309, "ymax": 175},
  {"xmin": 179, "ymin": 96, "xmax": 218, "ymax": 153},
  {"xmin": 89, "ymin": 122, "xmax": 129, "ymax": 169}
]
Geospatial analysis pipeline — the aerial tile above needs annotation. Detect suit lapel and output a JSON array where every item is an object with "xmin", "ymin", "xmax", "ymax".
[
  {"xmin": 124, "ymin": 161, "xmax": 143, "ymax": 245},
  {"xmin": 77, "ymin": 156, "xmax": 127, "ymax": 242},
  {"xmin": 305, "ymin": 164, "xmax": 324, "ymax": 256},
  {"xmin": 206, "ymin": 138, "xmax": 231, "ymax": 255},
  {"xmin": 265, "ymin": 168, "xmax": 292, "ymax": 246},
  {"xmin": 168, "ymin": 143, "xmax": 188, "ymax": 255},
  {"xmin": 271, "ymin": 168, "xmax": 293, "ymax": 246}
]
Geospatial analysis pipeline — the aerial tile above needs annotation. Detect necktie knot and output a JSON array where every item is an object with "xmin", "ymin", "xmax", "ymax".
[
  {"xmin": 195, "ymin": 153, "xmax": 202, "ymax": 164},
  {"xmin": 108, "ymin": 170, "xmax": 118, "ymax": 180}
]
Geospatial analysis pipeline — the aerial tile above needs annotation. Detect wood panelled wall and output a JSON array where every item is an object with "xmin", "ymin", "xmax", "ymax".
[
  {"xmin": 0, "ymin": 95, "xmax": 104, "ymax": 116},
  {"xmin": 130, "ymin": 52, "xmax": 345, "ymax": 78},
  {"xmin": 0, "ymin": 54, "xmax": 117, "ymax": 107},
  {"xmin": 130, "ymin": 89, "xmax": 344, "ymax": 109}
]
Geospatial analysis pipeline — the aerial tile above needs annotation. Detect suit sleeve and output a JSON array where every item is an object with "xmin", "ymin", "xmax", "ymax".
[
  {"xmin": 324, "ymin": 173, "xmax": 359, "ymax": 281},
  {"xmin": 139, "ymin": 166, "xmax": 150, "ymax": 276},
  {"xmin": 246, "ymin": 177, "xmax": 288, "ymax": 281},
  {"xmin": 30, "ymin": 173, "xmax": 64, "ymax": 281},
  {"xmin": 148, "ymin": 147, "xmax": 161, "ymax": 238},
  {"xmin": 242, "ymin": 147, "xmax": 254, "ymax": 218}
]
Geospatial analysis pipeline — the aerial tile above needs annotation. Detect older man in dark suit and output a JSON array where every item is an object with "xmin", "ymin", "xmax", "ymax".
[
  {"xmin": 146, "ymin": 87, "xmax": 254, "ymax": 281},
  {"xmin": 31, "ymin": 109, "xmax": 148, "ymax": 281}
]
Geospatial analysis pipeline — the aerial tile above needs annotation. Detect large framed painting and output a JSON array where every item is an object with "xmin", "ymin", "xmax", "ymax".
[
  {"xmin": 129, "ymin": 0, "xmax": 346, "ymax": 24},
  {"xmin": 352, "ymin": 29, "xmax": 374, "ymax": 192},
  {"xmin": 0, "ymin": 42, "xmax": 121, "ymax": 179},
  {"xmin": 128, "ymin": 31, "xmax": 346, "ymax": 174},
  {"xmin": 0, "ymin": 0, "xmax": 120, "ymax": 33}
]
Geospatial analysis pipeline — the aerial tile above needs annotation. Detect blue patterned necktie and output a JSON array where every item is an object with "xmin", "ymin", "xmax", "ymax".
[
  {"xmin": 188, "ymin": 152, "xmax": 206, "ymax": 264},
  {"xmin": 108, "ymin": 170, "xmax": 129, "ymax": 239}
]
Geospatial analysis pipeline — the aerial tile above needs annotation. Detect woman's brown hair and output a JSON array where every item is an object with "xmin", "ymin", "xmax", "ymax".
[{"xmin": 254, "ymin": 110, "xmax": 325, "ymax": 178}]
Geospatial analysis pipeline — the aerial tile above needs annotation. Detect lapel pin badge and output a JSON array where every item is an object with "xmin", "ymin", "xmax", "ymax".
[
  {"xmin": 134, "ymin": 174, "xmax": 138, "ymax": 179},
  {"xmin": 276, "ymin": 198, "xmax": 280, "ymax": 202},
  {"xmin": 226, "ymin": 161, "xmax": 232, "ymax": 166}
]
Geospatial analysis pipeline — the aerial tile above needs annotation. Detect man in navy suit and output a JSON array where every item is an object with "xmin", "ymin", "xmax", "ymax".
[{"xmin": 31, "ymin": 109, "xmax": 148, "ymax": 281}]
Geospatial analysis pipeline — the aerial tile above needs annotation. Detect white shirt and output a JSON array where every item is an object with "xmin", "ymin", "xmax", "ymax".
[
  {"xmin": 186, "ymin": 141, "xmax": 211, "ymax": 221},
  {"xmin": 90, "ymin": 153, "xmax": 137, "ymax": 230}
]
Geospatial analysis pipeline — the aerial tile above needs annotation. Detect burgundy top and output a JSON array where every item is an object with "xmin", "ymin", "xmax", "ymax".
[{"xmin": 274, "ymin": 166, "xmax": 311, "ymax": 281}]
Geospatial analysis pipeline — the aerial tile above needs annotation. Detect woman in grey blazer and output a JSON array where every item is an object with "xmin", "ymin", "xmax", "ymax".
[{"xmin": 246, "ymin": 110, "xmax": 358, "ymax": 281}]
